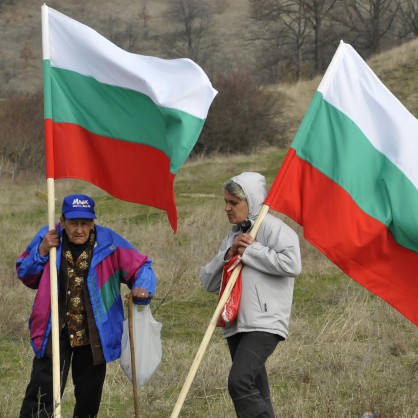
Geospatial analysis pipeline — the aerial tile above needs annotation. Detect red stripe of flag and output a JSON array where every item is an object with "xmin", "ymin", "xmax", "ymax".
[
  {"xmin": 45, "ymin": 119, "xmax": 177, "ymax": 230},
  {"xmin": 266, "ymin": 148, "xmax": 418, "ymax": 325}
]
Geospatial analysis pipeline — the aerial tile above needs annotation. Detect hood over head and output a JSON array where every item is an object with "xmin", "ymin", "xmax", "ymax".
[{"xmin": 230, "ymin": 172, "xmax": 267, "ymax": 222}]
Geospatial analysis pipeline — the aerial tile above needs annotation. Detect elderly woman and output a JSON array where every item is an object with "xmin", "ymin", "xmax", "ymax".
[{"xmin": 200, "ymin": 172, "xmax": 301, "ymax": 418}]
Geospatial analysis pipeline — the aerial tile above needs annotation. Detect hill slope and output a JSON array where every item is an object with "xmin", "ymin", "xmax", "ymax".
[
  {"xmin": 0, "ymin": 0, "xmax": 249, "ymax": 94},
  {"xmin": 276, "ymin": 37, "xmax": 418, "ymax": 141}
]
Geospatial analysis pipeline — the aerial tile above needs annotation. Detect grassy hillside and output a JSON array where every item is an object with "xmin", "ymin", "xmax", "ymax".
[
  {"xmin": 1, "ymin": 147, "xmax": 417, "ymax": 417},
  {"xmin": 273, "ymin": 37, "xmax": 418, "ymax": 142},
  {"xmin": 1, "ymin": 12, "xmax": 418, "ymax": 416}
]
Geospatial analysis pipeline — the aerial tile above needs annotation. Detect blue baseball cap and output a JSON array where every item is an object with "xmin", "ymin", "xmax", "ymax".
[{"xmin": 62, "ymin": 194, "xmax": 96, "ymax": 220}]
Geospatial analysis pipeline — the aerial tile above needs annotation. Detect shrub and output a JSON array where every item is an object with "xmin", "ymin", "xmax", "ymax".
[
  {"xmin": 194, "ymin": 70, "xmax": 288, "ymax": 156},
  {"xmin": 0, "ymin": 91, "xmax": 44, "ymax": 177}
]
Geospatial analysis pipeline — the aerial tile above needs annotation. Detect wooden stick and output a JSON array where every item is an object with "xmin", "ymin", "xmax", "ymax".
[
  {"xmin": 170, "ymin": 204, "xmax": 270, "ymax": 418},
  {"xmin": 128, "ymin": 294, "xmax": 140, "ymax": 418},
  {"xmin": 43, "ymin": 5, "xmax": 61, "ymax": 415},
  {"xmin": 47, "ymin": 178, "xmax": 61, "ymax": 417}
]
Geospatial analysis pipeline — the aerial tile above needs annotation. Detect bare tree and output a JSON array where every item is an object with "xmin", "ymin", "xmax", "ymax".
[
  {"xmin": 163, "ymin": 0, "xmax": 216, "ymax": 65},
  {"xmin": 304, "ymin": 0, "xmax": 338, "ymax": 71},
  {"xmin": 0, "ymin": 0, "xmax": 16, "ymax": 11},
  {"xmin": 104, "ymin": 16, "xmax": 121, "ymax": 45},
  {"xmin": 397, "ymin": 0, "xmax": 418, "ymax": 38},
  {"xmin": 248, "ymin": 0, "xmax": 311, "ymax": 81},
  {"xmin": 336, "ymin": 0, "xmax": 401, "ymax": 55},
  {"xmin": 214, "ymin": 0, "xmax": 230, "ymax": 14},
  {"xmin": 281, "ymin": 0, "xmax": 311, "ymax": 80},
  {"xmin": 0, "ymin": 92, "xmax": 44, "ymax": 176},
  {"xmin": 19, "ymin": 42, "xmax": 35, "ymax": 68},
  {"xmin": 139, "ymin": 0, "xmax": 151, "ymax": 39},
  {"xmin": 103, "ymin": 16, "xmax": 138, "ymax": 51},
  {"xmin": 196, "ymin": 71, "xmax": 287, "ymax": 156}
]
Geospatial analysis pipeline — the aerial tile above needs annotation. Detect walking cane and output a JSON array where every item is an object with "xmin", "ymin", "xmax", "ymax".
[{"xmin": 128, "ymin": 293, "xmax": 140, "ymax": 418}]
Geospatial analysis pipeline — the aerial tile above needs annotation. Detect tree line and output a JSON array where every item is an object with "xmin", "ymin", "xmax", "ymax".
[
  {"xmin": 246, "ymin": 0, "xmax": 418, "ymax": 82},
  {"xmin": 139, "ymin": 0, "xmax": 418, "ymax": 83},
  {"xmin": 5, "ymin": 0, "xmax": 418, "ymax": 87}
]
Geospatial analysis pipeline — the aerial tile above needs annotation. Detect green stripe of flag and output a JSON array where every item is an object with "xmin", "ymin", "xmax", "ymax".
[{"xmin": 293, "ymin": 92, "xmax": 418, "ymax": 253}]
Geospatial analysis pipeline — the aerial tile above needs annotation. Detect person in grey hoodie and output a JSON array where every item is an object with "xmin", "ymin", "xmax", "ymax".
[{"xmin": 200, "ymin": 172, "xmax": 302, "ymax": 418}]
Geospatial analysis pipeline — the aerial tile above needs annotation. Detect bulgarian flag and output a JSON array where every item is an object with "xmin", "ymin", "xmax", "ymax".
[
  {"xmin": 41, "ymin": 5, "xmax": 217, "ymax": 232},
  {"xmin": 266, "ymin": 41, "xmax": 418, "ymax": 326}
]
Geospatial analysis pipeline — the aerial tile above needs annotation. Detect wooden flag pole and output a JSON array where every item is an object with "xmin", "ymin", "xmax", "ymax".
[
  {"xmin": 128, "ymin": 294, "xmax": 140, "ymax": 418},
  {"xmin": 47, "ymin": 178, "xmax": 61, "ymax": 417},
  {"xmin": 43, "ymin": 10, "xmax": 60, "ymax": 414},
  {"xmin": 170, "ymin": 205, "xmax": 270, "ymax": 418}
]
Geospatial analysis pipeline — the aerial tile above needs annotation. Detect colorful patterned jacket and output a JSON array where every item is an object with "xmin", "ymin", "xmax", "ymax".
[{"xmin": 16, "ymin": 223, "xmax": 157, "ymax": 362}]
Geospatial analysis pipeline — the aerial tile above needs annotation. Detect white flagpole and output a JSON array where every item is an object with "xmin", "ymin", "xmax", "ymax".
[
  {"xmin": 47, "ymin": 178, "xmax": 61, "ymax": 417},
  {"xmin": 42, "ymin": 5, "xmax": 61, "ymax": 416},
  {"xmin": 170, "ymin": 204, "xmax": 270, "ymax": 418},
  {"xmin": 317, "ymin": 40, "xmax": 347, "ymax": 95}
]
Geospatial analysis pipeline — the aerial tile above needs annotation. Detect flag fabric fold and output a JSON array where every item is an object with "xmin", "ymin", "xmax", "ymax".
[
  {"xmin": 42, "ymin": 5, "xmax": 217, "ymax": 232},
  {"xmin": 266, "ymin": 41, "xmax": 418, "ymax": 326}
]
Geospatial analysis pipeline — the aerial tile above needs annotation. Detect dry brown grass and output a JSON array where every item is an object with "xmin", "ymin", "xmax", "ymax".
[
  {"xmin": 1, "ymin": 149, "xmax": 417, "ymax": 417},
  {"xmin": 1, "ymin": 30, "xmax": 418, "ymax": 418},
  {"xmin": 273, "ymin": 37, "xmax": 418, "ymax": 139}
]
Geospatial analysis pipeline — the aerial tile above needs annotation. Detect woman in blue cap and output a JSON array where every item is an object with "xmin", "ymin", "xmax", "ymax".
[{"xmin": 17, "ymin": 194, "xmax": 157, "ymax": 418}]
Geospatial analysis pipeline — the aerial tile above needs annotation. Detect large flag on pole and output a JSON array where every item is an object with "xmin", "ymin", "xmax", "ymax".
[
  {"xmin": 42, "ymin": 5, "xmax": 217, "ymax": 232},
  {"xmin": 265, "ymin": 41, "xmax": 418, "ymax": 326}
]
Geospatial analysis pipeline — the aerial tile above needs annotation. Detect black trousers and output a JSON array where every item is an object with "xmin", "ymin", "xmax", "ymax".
[
  {"xmin": 19, "ymin": 331, "xmax": 106, "ymax": 418},
  {"xmin": 227, "ymin": 332, "xmax": 283, "ymax": 418}
]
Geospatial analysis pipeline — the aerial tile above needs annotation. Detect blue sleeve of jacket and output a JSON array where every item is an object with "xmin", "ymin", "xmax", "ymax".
[
  {"xmin": 16, "ymin": 226, "xmax": 50, "ymax": 287},
  {"xmin": 132, "ymin": 258, "xmax": 157, "ymax": 305}
]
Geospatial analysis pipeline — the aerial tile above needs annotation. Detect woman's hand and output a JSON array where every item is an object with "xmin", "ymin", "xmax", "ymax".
[
  {"xmin": 225, "ymin": 233, "xmax": 254, "ymax": 260},
  {"xmin": 38, "ymin": 230, "xmax": 60, "ymax": 257}
]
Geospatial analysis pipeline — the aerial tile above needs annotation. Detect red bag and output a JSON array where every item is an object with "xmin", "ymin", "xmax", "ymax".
[{"xmin": 217, "ymin": 255, "xmax": 242, "ymax": 327}]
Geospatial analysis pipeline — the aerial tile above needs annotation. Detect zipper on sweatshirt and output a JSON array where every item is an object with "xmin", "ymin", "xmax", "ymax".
[{"xmin": 255, "ymin": 282, "xmax": 268, "ymax": 313}]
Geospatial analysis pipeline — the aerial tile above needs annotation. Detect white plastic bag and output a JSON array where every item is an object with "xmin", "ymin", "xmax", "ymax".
[{"xmin": 120, "ymin": 304, "xmax": 162, "ymax": 387}]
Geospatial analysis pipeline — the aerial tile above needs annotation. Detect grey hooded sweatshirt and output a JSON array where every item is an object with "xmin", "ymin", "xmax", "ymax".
[{"xmin": 200, "ymin": 172, "xmax": 302, "ymax": 339}]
